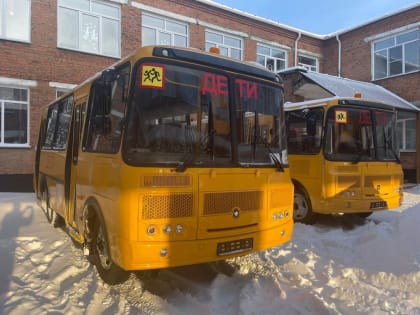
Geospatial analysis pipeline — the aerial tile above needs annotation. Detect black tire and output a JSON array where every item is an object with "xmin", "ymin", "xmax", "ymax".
[
  {"xmin": 40, "ymin": 185, "xmax": 48, "ymax": 214},
  {"xmin": 293, "ymin": 187, "xmax": 317, "ymax": 224},
  {"xmin": 91, "ymin": 218, "xmax": 130, "ymax": 285},
  {"xmin": 42, "ymin": 187, "xmax": 65, "ymax": 228},
  {"xmin": 45, "ymin": 202, "xmax": 55, "ymax": 224},
  {"xmin": 41, "ymin": 184, "xmax": 56, "ymax": 226}
]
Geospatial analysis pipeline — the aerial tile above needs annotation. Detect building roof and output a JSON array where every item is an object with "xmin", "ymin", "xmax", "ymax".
[
  {"xmin": 198, "ymin": 0, "xmax": 420, "ymax": 38},
  {"xmin": 280, "ymin": 68, "xmax": 419, "ymax": 111}
]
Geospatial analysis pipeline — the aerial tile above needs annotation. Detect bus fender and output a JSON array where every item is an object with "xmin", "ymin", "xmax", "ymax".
[
  {"xmin": 291, "ymin": 178, "xmax": 314, "ymax": 209},
  {"xmin": 291, "ymin": 179, "xmax": 308, "ymax": 198}
]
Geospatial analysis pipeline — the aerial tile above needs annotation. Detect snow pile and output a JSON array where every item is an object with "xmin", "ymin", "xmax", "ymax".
[{"xmin": 0, "ymin": 186, "xmax": 419, "ymax": 314}]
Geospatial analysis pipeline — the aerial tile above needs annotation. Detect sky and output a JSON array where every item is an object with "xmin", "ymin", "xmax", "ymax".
[
  {"xmin": 1, "ymin": 186, "xmax": 420, "ymax": 314},
  {"xmin": 211, "ymin": 0, "xmax": 420, "ymax": 34}
]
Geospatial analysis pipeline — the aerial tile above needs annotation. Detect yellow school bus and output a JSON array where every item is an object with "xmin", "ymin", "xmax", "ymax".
[
  {"xmin": 285, "ymin": 96, "xmax": 403, "ymax": 224},
  {"xmin": 33, "ymin": 46, "xmax": 294, "ymax": 284}
]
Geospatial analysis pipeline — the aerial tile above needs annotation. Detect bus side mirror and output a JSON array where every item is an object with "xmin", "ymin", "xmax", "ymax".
[
  {"xmin": 101, "ymin": 68, "xmax": 117, "ymax": 115},
  {"xmin": 102, "ymin": 68, "xmax": 116, "ymax": 84}
]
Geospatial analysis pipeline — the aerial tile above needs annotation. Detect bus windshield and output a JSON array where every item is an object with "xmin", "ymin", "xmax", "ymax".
[
  {"xmin": 124, "ymin": 62, "xmax": 286, "ymax": 169},
  {"xmin": 324, "ymin": 106, "xmax": 399, "ymax": 162}
]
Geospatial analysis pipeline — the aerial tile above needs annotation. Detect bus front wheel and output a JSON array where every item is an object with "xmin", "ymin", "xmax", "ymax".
[
  {"xmin": 294, "ymin": 187, "xmax": 317, "ymax": 224},
  {"xmin": 91, "ymin": 219, "xmax": 130, "ymax": 285}
]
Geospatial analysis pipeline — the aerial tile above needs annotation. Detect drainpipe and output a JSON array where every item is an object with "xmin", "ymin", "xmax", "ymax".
[
  {"xmin": 336, "ymin": 34, "xmax": 342, "ymax": 77},
  {"xmin": 294, "ymin": 32, "xmax": 301, "ymax": 67}
]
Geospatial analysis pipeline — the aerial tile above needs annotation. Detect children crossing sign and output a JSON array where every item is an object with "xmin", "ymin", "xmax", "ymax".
[
  {"xmin": 141, "ymin": 64, "xmax": 165, "ymax": 89},
  {"xmin": 335, "ymin": 110, "xmax": 348, "ymax": 124}
]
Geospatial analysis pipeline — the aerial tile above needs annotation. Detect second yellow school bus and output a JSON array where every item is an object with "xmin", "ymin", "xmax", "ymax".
[
  {"xmin": 285, "ymin": 96, "xmax": 403, "ymax": 224},
  {"xmin": 34, "ymin": 46, "xmax": 294, "ymax": 284}
]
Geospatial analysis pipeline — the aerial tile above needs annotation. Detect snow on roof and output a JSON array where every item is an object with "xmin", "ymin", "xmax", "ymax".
[{"xmin": 299, "ymin": 71, "xmax": 419, "ymax": 111}]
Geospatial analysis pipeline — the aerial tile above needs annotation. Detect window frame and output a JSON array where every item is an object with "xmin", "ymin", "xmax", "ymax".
[
  {"xmin": 141, "ymin": 13, "xmax": 189, "ymax": 47},
  {"xmin": 397, "ymin": 112, "xmax": 416, "ymax": 152},
  {"xmin": 256, "ymin": 43, "xmax": 288, "ymax": 72},
  {"xmin": 205, "ymin": 29, "xmax": 243, "ymax": 60},
  {"xmin": 83, "ymin": 63, "xmax": 130, "ymax": 154},
  {"xmin": 0, "ymin": 0, "xmax": 31, "ymax": 42},
  {"xmin": 372, "ymin": 29, "xmax": 420, "ymax": 80},
  {"xmin": 298, "ymin": 54, "xmax": 319, "ymax": 72},
  {"xmin": 57, "ymin": 0, "xmax": 121, "ymax": 58},
  {"xmin": 0, "ymin": 85, "xmax": 30, "ymax": 148}
]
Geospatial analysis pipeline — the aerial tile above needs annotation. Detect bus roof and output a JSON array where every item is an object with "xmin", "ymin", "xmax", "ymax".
[
  {"xmin": 284, "ymin": 96, "xmax": 398, "ymax": 111},
  {"xmin": 279, "ymin": 69, "xmax": 419, "ymax": 112}
]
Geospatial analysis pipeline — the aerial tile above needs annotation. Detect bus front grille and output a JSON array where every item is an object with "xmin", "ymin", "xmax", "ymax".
[
  {"xmin": 203, "ymin": 191, "xmax": 262, "ymax": 216},
  {"xmin": 142, "ymin": 193, "xmax": 193, "ymax": 219},
  {"xmin": 143, "ymin": 175, "xmax": 191, "ymax": 187}
]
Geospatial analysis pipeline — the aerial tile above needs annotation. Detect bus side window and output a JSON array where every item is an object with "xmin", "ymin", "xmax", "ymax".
[
  {"xmin": 85, "ymin": 64, "xmax": 130, "ymax": 153},
  {"xmin": 42, "ymin": 96, "xmax": 73, "ymax": 151},
  {"xmin": 287, "ymin": 108, "xmax": 323, "ymax": 154}
]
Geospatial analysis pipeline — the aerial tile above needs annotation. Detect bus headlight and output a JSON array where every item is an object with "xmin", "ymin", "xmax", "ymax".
[
  {"xmin": 147, "ymin": 225, "xmax": 157, "ymax": 236},
  {"xmin": 163, "ymin": 225, "xmax": 171, "ymax": 234},
  {"xmin": 175, "ymin": 224, "xmax": 183, "ymax": 234}
]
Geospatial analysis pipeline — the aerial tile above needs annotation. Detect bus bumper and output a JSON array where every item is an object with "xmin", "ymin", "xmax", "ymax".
[
  {"xmin": 318, "ymin": 194, "xmax": 402, "ymax": 214},
  {"xmin": 115, "ymin": 221, "xmax": 293, "ymax": 271}
]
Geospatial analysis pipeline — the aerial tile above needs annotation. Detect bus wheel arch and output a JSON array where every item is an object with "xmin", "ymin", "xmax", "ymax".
[
  {"xmin": 292, "ymin": 180, "xmax": 317, "ymax": 225},
  {"xmin": 82, "ymin": 198, "xmax": 130, "ymax": 285}
]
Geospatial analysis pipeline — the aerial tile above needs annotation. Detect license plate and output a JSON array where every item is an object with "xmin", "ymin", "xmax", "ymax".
[
  {"xmin": 370, "ymin": 201, "xmax": 387, "ymax": 209},
  {"xmin": 217, "ymin": 238, "xmax": 253, "ymax": 256}
]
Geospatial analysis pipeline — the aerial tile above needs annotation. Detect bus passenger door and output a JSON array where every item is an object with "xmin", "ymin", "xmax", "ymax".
[{"xmin": 65, "ymin": 103, "xmax": 85, "ymax": 230}]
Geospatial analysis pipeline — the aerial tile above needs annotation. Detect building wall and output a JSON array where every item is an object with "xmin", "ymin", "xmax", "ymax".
[
  {"xmin": 323, "ymin": 5, "xmax": 420, "ymax": 104},
  {"xmin": 0, "ymin": 0, "xmax": 418, "ymax": 188}
]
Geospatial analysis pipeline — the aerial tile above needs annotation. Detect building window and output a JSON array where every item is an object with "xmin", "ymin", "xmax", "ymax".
[
  {"xmin": 56, "ymin": 89, "xmax": 71, "ymax": 99},
  {"xmin": 205, "ymin": 30, "xmax": 243, "ymax": 60},
  {"xmin": 0, "ymin": 0, "xmax": 31, "ymax": 42},
  {"xmin": 373, "ymin": 29, "xmax": 420, "ymax": 80},
  {"xmin": 256, "ymin": 44, "xmax": 287, "ymax": 72},
  {"xmin": 0, "ymin": 86, "xmax": 29, "ymax": 146},
  {"xmin": 142, "ymin": 13, "xmax": 188, "ymax": 47},
  {"xmin": 57, "ymin": 0, "xmax": 121, "ymax": 58},
  {"xmin": 298, "ymin": 54, "xmax": 318, "ymax": 72},
  {"xmin": 397, "ymin": 111, "xmax": 416, "ymax": 151}
]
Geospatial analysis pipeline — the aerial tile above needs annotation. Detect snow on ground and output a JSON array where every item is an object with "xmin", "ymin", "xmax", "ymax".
[{"xmin": 0, "ymin": 186, "xmax": 419, "ymax": 315}]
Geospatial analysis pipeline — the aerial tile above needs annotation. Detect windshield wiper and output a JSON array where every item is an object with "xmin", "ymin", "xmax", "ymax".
[
  {"xmin": 351, "ymin": 150, "xmax": 363, "ymax": 164},
  {"xmin": 176, "ymin": 152, "xmax": 196, "ymax": 172},
  {"xmin": 260, "ymin": 138, "xmax": 284, "ymax": 172}
]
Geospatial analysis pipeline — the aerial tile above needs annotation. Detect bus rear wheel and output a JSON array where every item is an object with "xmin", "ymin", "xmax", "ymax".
[
  {"xmin": 91, "ymin": 219, "xmax": 129, "ymax": 285},
  {"xmin": 294, "ymin": 187, "xmax": 317, "ymax": 224},
  {"xmin": 41, "ymin": 183, "xmax": 65, "ymax": 228}
]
